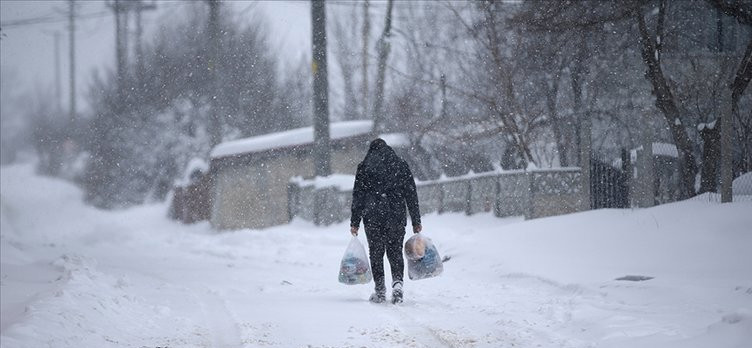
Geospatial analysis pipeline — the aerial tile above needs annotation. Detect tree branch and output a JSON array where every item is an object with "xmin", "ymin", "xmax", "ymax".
[
  {"xmin": 705, "ymin": 0, "xmax": 752, "ymax": 26},
  {"xmin": 731, "ymin": 37, "xmax": 752, "ymax": 103}
]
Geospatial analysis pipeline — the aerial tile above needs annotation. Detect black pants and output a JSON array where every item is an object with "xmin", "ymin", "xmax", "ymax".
[{"xmin": 365, "ymin": 225, "xmax": 405, "ymax": 292}]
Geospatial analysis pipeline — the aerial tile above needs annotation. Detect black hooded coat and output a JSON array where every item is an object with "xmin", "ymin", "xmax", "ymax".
[{"xmin": 350, "ymin": 140, "xmax": 421, "ymax": 229}]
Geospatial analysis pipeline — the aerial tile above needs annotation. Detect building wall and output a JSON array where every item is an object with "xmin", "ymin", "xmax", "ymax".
[
  {"xmin": 331, "ymin": 146, "xmax": 366, "ymax": 175},
  {"xmin": 210, "ymin": 144, "xmax": 367, "ymax": 230},
  {"xmin": 211, "ymin": 155, "xmax": 314, "ymax": 230}
]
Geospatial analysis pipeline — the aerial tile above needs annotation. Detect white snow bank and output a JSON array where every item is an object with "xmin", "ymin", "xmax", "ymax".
[
  {"xmin": 651, "ymin": 142, "xmax": 679, "ymax": 157},
  {"xmin": 2, "ymin": 254, "xmax": 201, "ymax": 348},
  {"xmin": 697, "ymin": 119, "xmax": 717, "ymax": 131},
  {"xmin": 732, "ymin": 172, "xmax": 752, "ymax": 195},
  {"xmin": 417, "ymin": 166, "xmax": 579, "ymax": 186},
  {"xmin": 290, "ymin": 174, "xmax": 355, "ymax": 191},
  {"xmin": 174, "ymin": 157, "xmax": 209, "ymax": 187},
  {"xmin": 379, "ymin": 133, "xmax": 410, "ymax": 148},
  {"xmin": 289, "ymin": 166, "xmax": 582, "ymax": 191},
  {"xmin": 2, "ymin": 162, "xmax": 751, "ymax": 348},
  {"xmin": 688, "ymin": 192, "xmax": 752, "ymax": 203},
  {"xmin": 613, "ymin": 142, "xmax": 679, "ymax": 168},
  {"xmin": 210, "ymin": 120, "xmax": 373, "ymax": 159}
]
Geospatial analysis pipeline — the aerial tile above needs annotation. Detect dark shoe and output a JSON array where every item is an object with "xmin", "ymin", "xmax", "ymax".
[
  {"xmin": 369, "ymin": 291, "xmax": 386, "ymax": 303},
  {"xmin": 391, "ymin": 281, "xmax": 403, "ymax": 304}
]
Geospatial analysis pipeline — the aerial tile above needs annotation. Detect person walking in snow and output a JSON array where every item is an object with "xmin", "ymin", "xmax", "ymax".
[{"xmin": 350, "ymin": 138, "xmax": 422, "ymax": 304}]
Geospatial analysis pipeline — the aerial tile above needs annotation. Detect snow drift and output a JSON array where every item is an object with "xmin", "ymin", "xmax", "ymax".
[{"xmin": 1, "ymin": 162, "xmax": 751, "ymax": 348}]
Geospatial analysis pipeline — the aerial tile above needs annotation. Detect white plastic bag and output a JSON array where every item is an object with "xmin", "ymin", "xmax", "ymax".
[
  {"xmin": 338, "ymin": 236, "xmax": 373, "ymax": 285},
  {"xmin": 404, "ymin": 233, "xmax": 443, "ymax": 280}
]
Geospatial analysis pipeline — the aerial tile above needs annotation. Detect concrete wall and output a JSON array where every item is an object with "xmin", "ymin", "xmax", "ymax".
[
  {"xmin": 289, "ymin": 169, "xmax": 585, "ymax": 226},
  {"xmin": 441, "ymin": 180, "xmax": 469, "ymax": 213},
  {"xmin": 331, "ymin": 146, "xmax": 365, "ymax": 175},
  {"xmin": 212, "ymin": 155, "xmax": 313, "ymax": 230},
  {"xmin": 210, "ymin": 143, "xmax": 367, "ymax": 230},
  {"xmin": 468, "ymin": 176, "xmax": 497, "ymax": 215},
  {"xmin": 417, "ymin": 183, "xmax": 442, "ymax": 215},
  {"xmin": 496, "ymin": 172, "xmax": 529, "ymax": 218},
  {"xmin": 528, "ymin": 169, "xmax": 582, "ymax": 219}
]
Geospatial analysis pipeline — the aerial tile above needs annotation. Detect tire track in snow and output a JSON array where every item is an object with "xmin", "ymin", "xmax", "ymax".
[
  {"xmin": 193, "ymin": 287, "xmax": 243, "ymax": 348},
  {"xmin": 388, "ymin": 305, "xmax": 459, "ymax": 348}
]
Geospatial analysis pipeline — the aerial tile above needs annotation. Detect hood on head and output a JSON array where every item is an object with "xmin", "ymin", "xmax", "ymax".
[{"xmin": 364, "ymin": 138, "xmax": 399, "ymax": 173}]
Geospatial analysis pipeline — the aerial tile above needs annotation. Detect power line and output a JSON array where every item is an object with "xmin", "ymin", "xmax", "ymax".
[
  {"xmin": 2, "ymin": 1, "xmax": 184, "ymax": 29},
  {"xmin": 1, "ymin": 10, "xmax": 111, "ymax": 28}
]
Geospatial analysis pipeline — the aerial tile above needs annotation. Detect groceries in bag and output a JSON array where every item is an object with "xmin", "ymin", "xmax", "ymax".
[
  {"xmin": 338, "ymin": 236, "xmax": 373, "ymax": 285},
  {"xmin": 404, "ymin": 233, "xmax": 443, "ymax": 280}
]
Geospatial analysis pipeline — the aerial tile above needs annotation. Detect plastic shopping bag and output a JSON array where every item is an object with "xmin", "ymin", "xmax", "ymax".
[
  {"xmin": 338, "ymin": 236, "xmax": 372, "ymax": 285},
  {"xmin": 404, "ymin": 233, "xmax": 443, "ymax": 280}
]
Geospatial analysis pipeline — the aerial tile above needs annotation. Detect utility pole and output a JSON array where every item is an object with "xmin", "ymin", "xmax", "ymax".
[
  {"xmin": 68, "ymin": 0, "xmax": 76, "ymax": 123},
  {"xmin": 206, "ymin": 0, "xmax": 222, "ymax": 147},
  {"xmin": 135, "ymin": 6, "xmax": 143, "ymax": 74},
  {"xmin": 440, "ymin": 73, "xmax": 447, "ymax": 118},
  {"xmin": 133, "ymin": 1, "xmax": 156, "ymax": 81},
  {"xmin": 106, "ymin": 0, "xmax": 157, "ymax": 100},
  {"xmin": 122, "ymin": 6, "xmax": 130, "ymax": 72},
  {"xmin": 53, "ymin": 31, "xmax": 62, "ymax": 113},
  {"xmin": 372, "ymin": 0, "xmax": 394, "ymax": 134},
  {"xmin": 361, "ymin": 0, "xmax": 369, "ymax": 119},
  {"xmin": 107, "ymin": 0, "xmax": 125, "ymax": 95},
  {"xmin": 311, "ymin": 0, "xmax": 331, "ymax": 177}
]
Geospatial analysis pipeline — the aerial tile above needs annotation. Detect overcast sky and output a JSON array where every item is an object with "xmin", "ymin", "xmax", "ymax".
[{"xmin": 1, "ymin": 0, "xmax": 311, "ymax": 113}]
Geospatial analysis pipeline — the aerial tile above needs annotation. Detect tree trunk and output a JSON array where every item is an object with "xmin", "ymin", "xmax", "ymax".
[
  {"xmin": 731, "ymin": 38, "xmax": 752, "ymax": 117},
  {"xmin": 571, "ymin": 34, "xmax": 587, "ymax": 166},
  {"xmin": 332, "ymin": 14, "xmax": 358, "ymax": 120},
  {"xmin": 544, "ymin": 77, "xmax": 569, "ymax": 167},
  {"xmin": 635, "ymin": 5, "xmax": 697, "ymax": 199},
  {"xmin": 699, "ymin": 119, "xmax": 721, "ymax": 193}
]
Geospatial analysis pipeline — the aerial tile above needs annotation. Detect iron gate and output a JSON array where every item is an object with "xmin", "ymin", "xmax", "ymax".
[{"xmin": 590, "ymin": 152, "xmax": 629, "ymax": 209}]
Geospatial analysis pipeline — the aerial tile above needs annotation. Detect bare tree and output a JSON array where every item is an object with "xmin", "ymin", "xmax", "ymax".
[
  {"xmin": 706, "ymin": 0, "xmax": 752, "ymax": 173},
  {"xmin": 634, "ymin": 0, "xmax": 697, "ymax": 198},
  {"xmin": 372, "ymin": 0, "xmax": 394, "ymax": 133},
  {"xmin": 331, "ymin": 7, "xmax": 361, "ymax": 120}
]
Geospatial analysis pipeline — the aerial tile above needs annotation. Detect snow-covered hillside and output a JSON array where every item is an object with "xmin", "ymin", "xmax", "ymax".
[{"xmin": 1, "ymin": 163, "xmax": 751, "ymax": 348}]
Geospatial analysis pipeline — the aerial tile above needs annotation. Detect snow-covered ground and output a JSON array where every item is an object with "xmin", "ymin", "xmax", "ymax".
[{"xmin": 1, "ymin": 162, "xmax": 751, "ymax": 348}]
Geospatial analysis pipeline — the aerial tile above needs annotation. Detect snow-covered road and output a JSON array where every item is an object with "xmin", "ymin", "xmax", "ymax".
[{"xmin": 2, "ymin": 163, "xmax": 751, "ymax": 347}]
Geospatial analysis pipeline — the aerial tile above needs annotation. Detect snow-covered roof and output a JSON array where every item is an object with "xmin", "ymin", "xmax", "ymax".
[
  {"xmin": 289, "ymin": 167, "xmax": 582, "ymax": 191},
  {"xmin": 210, "ymin": 120, "xmax": 373, "ymax": 159},
  {"xmin": 379, "ymin": 133, "xmax": 410, "ymax": 148},
  {"xmin": 650, "ymin": 142, "xmax": 678, "ymax": 158},
  {"xmin": 175, "ymin": 158, "xmax": 209, "ymax": 186},
  {"xmin": 697, "ymin": 120, "xmax": 717, "ymax": 132},
  {"xmin": 732, "ymin": 172, "xmax": 752, "ymax": 195},
  {"xmin": 290, "ymin": 174, "xmax": 356, "ymax": 191},
  {"xmin": 613, "ymin": 142, "xmax": 679, "ymax": 168}
]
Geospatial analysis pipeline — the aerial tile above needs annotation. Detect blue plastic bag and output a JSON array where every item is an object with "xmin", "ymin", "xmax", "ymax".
[{"xmin": 404, "ymin": 233, "xmax": 443, "ymax": 280}]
